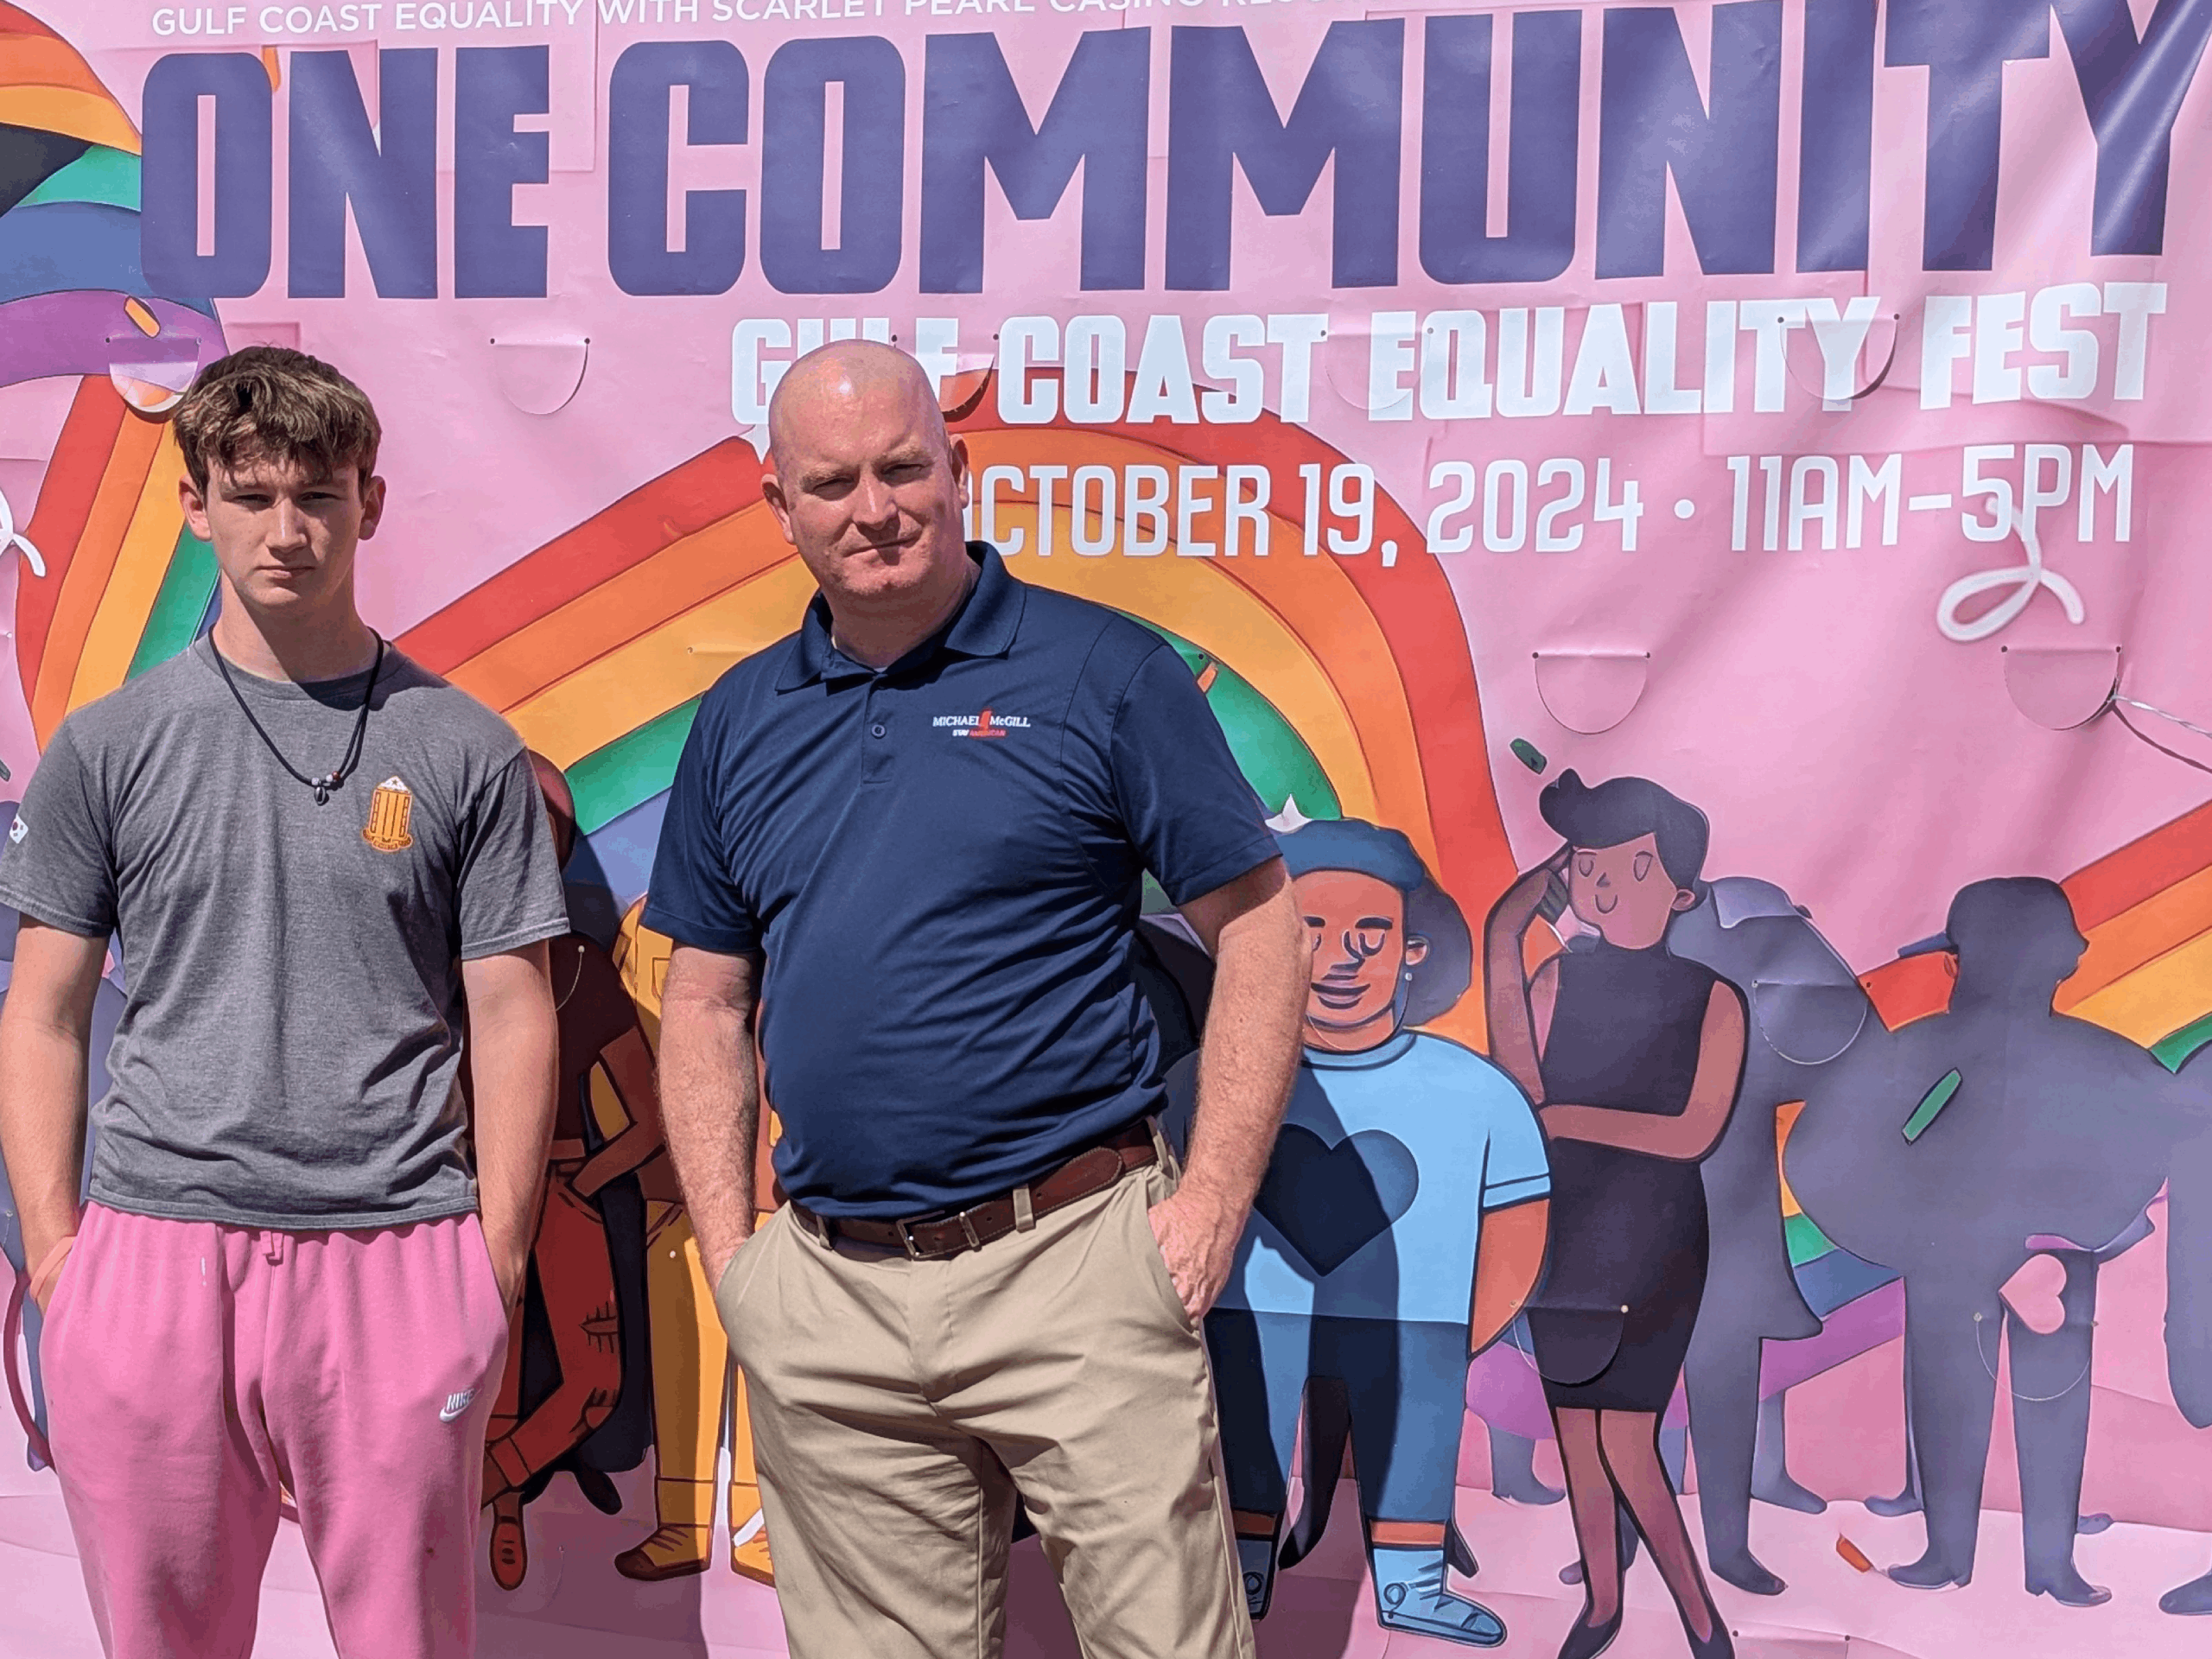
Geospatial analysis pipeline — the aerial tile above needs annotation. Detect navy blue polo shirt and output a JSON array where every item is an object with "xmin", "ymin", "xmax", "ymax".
[{"xmin": 644, "ymin": 544, "xmax": 1277, "ymax": 1219}]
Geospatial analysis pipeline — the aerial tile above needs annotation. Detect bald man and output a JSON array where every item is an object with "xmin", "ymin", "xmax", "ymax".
[{"xmin": 645, "ymin": 342, "xmax": 1306, "ymax": 1658}]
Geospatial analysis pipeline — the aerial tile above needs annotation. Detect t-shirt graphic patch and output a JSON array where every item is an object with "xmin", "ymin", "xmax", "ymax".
[
  {"xmin": 7, "ymin": 815, "xmax": 24, "ymax": 844},
  {"xmin": 932, "ymin": 708, "xmax": 1031, "ymax": 740},
  {"xmin": 363, "ymin": 777, "xmax": 416, "ymax": 852}
]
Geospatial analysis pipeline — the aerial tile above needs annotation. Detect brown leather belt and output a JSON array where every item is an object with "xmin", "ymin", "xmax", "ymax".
[{"xmin": 791, "ymin": 1119, "xmax": 1159, "ymax": 1262}]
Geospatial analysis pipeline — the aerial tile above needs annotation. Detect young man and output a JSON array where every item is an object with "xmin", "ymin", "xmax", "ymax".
[
  {"xmin": 647, "ymin": 340, "xmax": 1306, "ymax": 1658},
  {"xmin": 0, "ymin": 347, "xmax": 567, "ymax": 1658}
]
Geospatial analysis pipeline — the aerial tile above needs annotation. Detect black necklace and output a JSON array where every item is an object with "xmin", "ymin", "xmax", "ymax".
[{"xmin": 211, "ymin": 633, "xmax": 386, "ymax": 806}]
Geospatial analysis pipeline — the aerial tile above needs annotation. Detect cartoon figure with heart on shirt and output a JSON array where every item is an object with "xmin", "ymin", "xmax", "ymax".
[{"xmin": 1163, "ymin": 814, "xmax": 1550, "ymax": 1648}]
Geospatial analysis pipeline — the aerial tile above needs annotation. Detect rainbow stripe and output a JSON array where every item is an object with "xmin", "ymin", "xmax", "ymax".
[
  {"xmin": 1, "ymin": 6, "xmax": 226, "ymax": 744},
  {"xmin": 19, "ymin": 378, "xmax": 214, "ymax": 745},
  {"xmin": 0, "ymin": 7, "xmax": 140, "ymax": 155}
]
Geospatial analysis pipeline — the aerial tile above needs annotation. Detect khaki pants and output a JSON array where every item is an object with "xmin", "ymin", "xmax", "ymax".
[{"xmin": 717, "ymin": 1160, "xmax": 1255, "ymax": 1659}]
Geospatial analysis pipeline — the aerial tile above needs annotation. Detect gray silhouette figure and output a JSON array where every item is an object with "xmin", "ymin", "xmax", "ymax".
[
  {"xmin": 1486, "ymin": 1425, "xmax": 1564, "ymax": 1504},
  {"xmin": 1665, "ymin": 876, "xmax": 1860, "ymax": 1595},
  {"xmin": 1787, "ymin": 877, "xmax": 2206, "ymax": 1604},
  {"xmin": 2162, "ymin": 1066, "xmax": 2212, "ymax": 1613}
]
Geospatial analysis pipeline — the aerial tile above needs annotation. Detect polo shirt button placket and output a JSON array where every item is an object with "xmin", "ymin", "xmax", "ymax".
[{"xmin": 862, "ymin": 694, "xmax": 893, "ymax": 783}]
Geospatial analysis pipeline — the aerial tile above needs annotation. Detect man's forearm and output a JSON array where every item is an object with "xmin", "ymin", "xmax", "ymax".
[
  {"xmin": 658, "ymin": 999, "xmax": 760, "ymax": 1287},
  {"xmin": 1181, "ymin": 887, "xmax": 1304, "ymax": 1216},
  {"xmin": 0, "ymin": 1018, "xmax": 89, "ymax": 1287},
  {"xmin": 469, "ymin": 1005, "xmax": 560, "ymax": 1291}
]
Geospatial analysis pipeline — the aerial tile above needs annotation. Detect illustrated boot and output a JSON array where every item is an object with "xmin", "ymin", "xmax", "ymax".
[
  {"xmin": 1235, "ymin": 1530, "xmax": 1279, "ymax": 1620},
  {"xmin": 1369, "ymin": 1544, "xmax": 1506, "ymax": 1647},
  {"xmin": 614, "ymin": 1477, "xmax": 713, "ymax": 1582},
  {"xmin": 729, "ymin": 1481, "xmax": 775, "ymax": 1586},
  {"xmin": 487, "ymin": 1494, "xmax": 528, "ymax": 1592}
]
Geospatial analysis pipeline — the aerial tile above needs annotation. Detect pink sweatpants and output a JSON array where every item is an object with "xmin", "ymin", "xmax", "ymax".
[{"xmin": 42, "ymin": 1203, "xmax": 510, "ymax": 1659}]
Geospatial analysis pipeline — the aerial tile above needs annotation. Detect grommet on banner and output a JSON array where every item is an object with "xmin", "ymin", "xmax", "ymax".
[
  {"xmin": 1532, "ymin": 650, "xmax": 1649, "ymax": 734},
  {"xmin": 489, "ymin": 336, "xmax": 590, "ymax": 416},
  {"xmin": 2002, "ymin": 645, "xmax": 2120, "ymax": 730}
]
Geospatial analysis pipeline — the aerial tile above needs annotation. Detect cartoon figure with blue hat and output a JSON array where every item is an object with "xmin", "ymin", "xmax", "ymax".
[{"xmin": 1164, "ymin": 811, "xmax": 1550, "ymax": 1647}]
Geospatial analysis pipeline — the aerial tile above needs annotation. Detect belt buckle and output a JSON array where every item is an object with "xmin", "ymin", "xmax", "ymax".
[
  {"xmin": 893, "ymin": 1217, "xmax": 925, "ymax": 1260},
  {"xmin": 895, "ymin": 1208, "xmax": 984, "ymax": 1260}
]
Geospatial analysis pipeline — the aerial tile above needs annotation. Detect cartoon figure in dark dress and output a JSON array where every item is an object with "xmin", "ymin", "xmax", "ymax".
[
  {"xmin": 1485, "ymin": 772, "xmax": 1744, "ymax": 1659},
  {"xmin": 1166, "ymin": 817, "xmax": 1550, "ymax": 1648}
]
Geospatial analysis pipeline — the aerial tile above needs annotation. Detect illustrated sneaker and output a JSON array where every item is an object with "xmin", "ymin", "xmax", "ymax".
[{"xmin": 1369, "ymin": 1543, "xmax": 1507, "ymax": 1647}]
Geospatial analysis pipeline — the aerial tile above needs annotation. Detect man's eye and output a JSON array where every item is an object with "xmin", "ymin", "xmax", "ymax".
[
  {"xmin": 1633, "ymin": 852, "xmax": 1653, "ymax": 881},
  {"xmin": 1576, "ymin": 855, "xmax": 1593, "ymax": 877}
]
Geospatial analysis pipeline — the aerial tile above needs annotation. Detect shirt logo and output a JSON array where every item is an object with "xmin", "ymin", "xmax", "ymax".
[
  {"xmin": 439, "ymin": 1388, "xmax": 476, "ymax": 1424},
  {"xmin": 7, "ymin": 816, "xmax": 23, "ymax": 844},
  {"xmin": 932, "ymin": 708, "xmax": 1031, "ymax": 740},
  {"xmin": 363, "ymin": 777, "xmax": 416, "ymax": 853}
]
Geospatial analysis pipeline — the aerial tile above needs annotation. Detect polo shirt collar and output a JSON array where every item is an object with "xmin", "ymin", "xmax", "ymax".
[{"xmin": 779, "ymin": 543, "xmax": 1023, "ymax": 691}]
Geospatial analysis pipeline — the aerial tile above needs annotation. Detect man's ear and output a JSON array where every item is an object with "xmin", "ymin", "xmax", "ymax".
[
  {"xmin": 760, "ymin": 467, "xmax": 798, "ymax": 548},
  {"xmin": 949, "ymin": 432, "xmax": 972, "ymax": 514},
  {"xmin": 179, "ymin": 472, "xmax": 211, "ymax": 543},
  {"xmin": 1670, "ymin": 887, "xmax": 1698, "ymax": 913},
  {"xmin": 357, "ymin": 474, "xmax": 387, "ymax": 542},
  {"xmin": 1404, "ymin": 934, "xmax": 1430, "ymax": 966}
]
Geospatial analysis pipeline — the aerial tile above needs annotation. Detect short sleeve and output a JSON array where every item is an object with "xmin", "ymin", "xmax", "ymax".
[
  {"xmin": 0, "ymin": 722, "xmax": 118, "ymax": 938},
  {"xmin": 1109, "ymin": 645, "xmax": 1279, "ymax": 906},
  {"xmin": 1479, "ymin": 1080, "xmax": 1552, "ymax": 1211},
  {"xmin": 456, "ymin": 749, "xmax": 571, "ymax": 959},
  {"xmin": 643, "ymin": 696, "xmax": 760, "ymax": 956}
]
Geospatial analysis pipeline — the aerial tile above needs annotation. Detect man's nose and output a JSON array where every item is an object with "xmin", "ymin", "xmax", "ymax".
[
  {"xmin": 851, "ymin": 472, "xmax": 898, "ymax": 525},
  {"xmin": 270, "ymin": 499, "xmax": 308, "ymax": 545}
]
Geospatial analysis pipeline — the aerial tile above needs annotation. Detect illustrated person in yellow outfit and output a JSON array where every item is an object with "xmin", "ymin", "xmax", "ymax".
[{"xmin": 611, "ymin": 900, "xmax": 779, "ymax": 1586}]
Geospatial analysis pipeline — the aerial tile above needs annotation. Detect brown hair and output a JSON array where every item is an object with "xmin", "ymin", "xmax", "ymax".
[{"xmin": 173, "ymin": 346, "xmax": 382, "ymax": 496}]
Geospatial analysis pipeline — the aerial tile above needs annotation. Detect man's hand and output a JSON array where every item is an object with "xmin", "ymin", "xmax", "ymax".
[
  {"xmin": 1147, "ymin": 1185, "xmax": 1246, "ymax": 1322},
  {"xmin": 484, "ymin": 1225, "xmax": 531, "ymax": 1314},
  {"xmin": 700, "ymin": 1215, "xmax": 759, "ymax": 1298}
]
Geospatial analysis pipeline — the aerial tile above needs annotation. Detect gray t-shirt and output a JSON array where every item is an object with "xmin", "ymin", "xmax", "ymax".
[{"xmin": 0, "ymin": 636, "xmax": 570, "ymax": 1230}]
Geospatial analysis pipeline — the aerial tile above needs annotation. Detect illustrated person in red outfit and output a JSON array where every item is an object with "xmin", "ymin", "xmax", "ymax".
[{"xmin": 476, "ymin": 754, "xmax": 670, "ymax": 1589}]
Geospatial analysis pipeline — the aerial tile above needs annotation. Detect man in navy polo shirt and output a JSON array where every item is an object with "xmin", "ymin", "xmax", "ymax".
[{"xmin": 645, "ymin": 341, "xmax": 1306, "ymax": 1658}]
